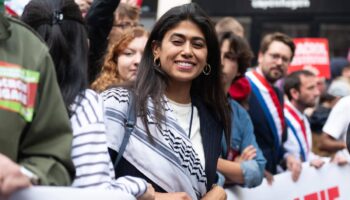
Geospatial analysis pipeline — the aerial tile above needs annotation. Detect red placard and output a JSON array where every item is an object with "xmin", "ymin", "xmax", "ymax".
[{"xmin": 289, "ymin": 38, "xmax": 330, "ymax": 79}]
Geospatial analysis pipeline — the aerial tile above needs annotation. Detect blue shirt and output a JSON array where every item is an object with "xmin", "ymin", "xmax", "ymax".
[{"xmin": 221, "ymin": 99, "xmax": 266, "ymax": 188}]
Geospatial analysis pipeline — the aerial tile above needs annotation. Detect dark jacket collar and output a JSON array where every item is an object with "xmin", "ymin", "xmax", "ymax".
[{"xmin": 192, "ymin": 96, "xmax": 223, "ymax": 191}]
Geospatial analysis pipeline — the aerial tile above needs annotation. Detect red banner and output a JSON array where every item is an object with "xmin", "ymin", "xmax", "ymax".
[{"xmin": 289, "ymin": 38, "xmax": 330, "ymax": 79}]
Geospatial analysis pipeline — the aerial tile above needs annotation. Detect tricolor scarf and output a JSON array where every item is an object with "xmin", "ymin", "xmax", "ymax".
[
  {"xmin": 246, "ymin": 70, "xmax": 285, "ymax": 152},
  {"xmin": 102, "ymin": 88, "xmax": 207, "ymax": 199},
  {"xmin": 284, "ymin": 101, "xmax": 311, "ymax": 161}
]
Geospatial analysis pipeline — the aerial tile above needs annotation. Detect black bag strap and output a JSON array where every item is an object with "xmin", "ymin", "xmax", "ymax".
[{"xmin": 114, "ymin": 91, "xmax": 136, "ymax": 169}]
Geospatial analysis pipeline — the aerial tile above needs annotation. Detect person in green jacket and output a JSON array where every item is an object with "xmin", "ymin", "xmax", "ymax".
[{"xmin": 0, "ymin": 10, "xmax": 74, "ymax": 197}]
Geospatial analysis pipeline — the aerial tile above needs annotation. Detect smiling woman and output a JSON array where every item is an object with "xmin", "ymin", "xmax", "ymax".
[
  {"xmin": 152, "ymin": 20, "xmax": 208, "ymax": 93},
  {"xmin": 102, "ymin": 3, "xmax": 231, "ymax": 200}
]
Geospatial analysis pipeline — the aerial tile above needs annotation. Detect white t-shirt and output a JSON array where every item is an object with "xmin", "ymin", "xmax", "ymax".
[
  {"xmin": 322, "ymin": 96, "xmax": 350, "ymax": 161},
  {"xmin": 167, "ymin": 99, "xmax": 206, "ymax": 168}
]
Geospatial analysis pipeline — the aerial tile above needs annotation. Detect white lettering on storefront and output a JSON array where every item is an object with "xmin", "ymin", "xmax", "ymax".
[{"xmin": 251, "ymin": 0, "xmax": 311, "ymax": 10}]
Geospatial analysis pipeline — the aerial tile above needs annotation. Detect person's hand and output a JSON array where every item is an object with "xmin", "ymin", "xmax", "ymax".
[
  {"xmin": 155, "ymin": 192, "xmax": 191, "ymax": 200},
  {"xmin": 201, "ymin": 185, "xmax": 226, "ymax": 200},
  {"xmin": 310, "ymin": 159, "xmax": 325, "ymax": 169},
  {"xmin": 74, "ymin": 0, "xmax": 92, "ymax": 17},
  {"xmin": 0, "ymin": 154, "xmax": 32, "ymax": 198},
  {"xmin": 234, "ymin": 145, "xmax": 256, "ymax": 163},
  {"xmin": 264, "ymin": 170, "xmax": 274, "ymax": 185},
  {"xmin": 286, "ymin": 154, "xmax": 302, "ymax": 182},
  {"xmin": 137, "ymin": 184, "xmax": 155, "ymax": 200},
  {"xmin": 331, "ymin": 154, "xmax": 348, "ymax": 166}
]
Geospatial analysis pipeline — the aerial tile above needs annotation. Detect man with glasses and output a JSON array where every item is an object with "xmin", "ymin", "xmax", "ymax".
[{"xmin": 246, "ymin": 32, "xmax": 302, "ymax": 184}]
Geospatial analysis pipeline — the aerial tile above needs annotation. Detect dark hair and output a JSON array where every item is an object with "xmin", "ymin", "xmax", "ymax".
[
  {"xmin": 218, "ymin": 31, "xmax": 254, "ymax": 81},
  {"xmin": 284, "ymin": 70, "xmax": 315, "ymax": 100},
  {"xmin": 135, "ymin": 3, "xmax": 231, "ymax": 141},
  {"xmin": 330, "ymin": 57, "xmax": 350, "ymax": 79},
  {"xmin": 260, "ymin": 32, "xmax": 295, "ymax": 61},
  {"xmin": 319, "ymin": 93, "xmax": 337, "ymax": 104},
  {"xmin": 22, "ymin": 0, "xmax": 88, "ymax": 116}
]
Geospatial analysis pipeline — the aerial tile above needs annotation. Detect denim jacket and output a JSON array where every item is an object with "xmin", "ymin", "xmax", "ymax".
[{"xmin": 220, "ymin": 99, "xmax": 266, "ymax": 188}]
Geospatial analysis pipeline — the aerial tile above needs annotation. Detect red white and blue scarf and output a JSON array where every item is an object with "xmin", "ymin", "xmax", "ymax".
[
  {"xmin": 246, "ymin": 70, "xmax": 285, "ymax": 152},
  {"xmin": 284, "ymin": 101, "xmax": 311, "ymax": 161}
]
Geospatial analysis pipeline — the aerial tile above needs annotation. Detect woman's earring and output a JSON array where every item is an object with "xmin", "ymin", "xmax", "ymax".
[
  {"xmin": 153, "ymin": 57, "xmax": 161, "ymax": 68},
  {"xmin": 203, "ymin": 63, "xmax": 211, "ymax": 75},
  {"xmin": 153, "ymin": 57, "xmax": 165, "ymax": 75}
]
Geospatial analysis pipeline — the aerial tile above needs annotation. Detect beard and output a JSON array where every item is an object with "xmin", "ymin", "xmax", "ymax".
[
  {"xmin": 265, "ymin": 71, "xmax": 283, "ymax": 83},
  {"xmin": 296, "ymin": 98, "xmax": 316, "ymax": 109},
  {"xmin": 262, "ymin": 67, "xmax": 284, "ymax": 84}
]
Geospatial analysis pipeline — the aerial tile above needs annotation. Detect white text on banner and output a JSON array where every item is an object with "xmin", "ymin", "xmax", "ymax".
[{"xmin": 226, "ymin": 162, "xmax": 350, "ymax": 200}]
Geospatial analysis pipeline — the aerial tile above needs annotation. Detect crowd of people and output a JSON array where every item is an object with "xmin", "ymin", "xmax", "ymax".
[{"xmin": 1, "ymin": 0, "xmax": 350, "ymax": 199}]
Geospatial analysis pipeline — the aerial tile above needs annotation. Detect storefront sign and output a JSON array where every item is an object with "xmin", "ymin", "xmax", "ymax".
[
  {"xmin": 251, "ymin": 0, "xmax": 311, "ymax": 10},
  {"xmin": 194, "ymin": 0, "xmax": 350, "ymax": 15}
]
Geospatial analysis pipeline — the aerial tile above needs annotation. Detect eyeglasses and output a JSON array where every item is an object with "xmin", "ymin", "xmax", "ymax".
[
  {"xmin": 268, "ymin": 53, "xmax": 291, "ymax": 64},
  {"xmin": 113, "ymin": 22, "xmax": 144, "ymax": 30}
]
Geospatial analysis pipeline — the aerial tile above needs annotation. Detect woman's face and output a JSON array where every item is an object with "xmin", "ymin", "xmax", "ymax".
[
  {"xmin": 221, "ymin": 39, "xmax": 239, "ymax": 92},
  {"xmin": 117, "ymin": 35, "xmax": 148, "ymax": 81},
  {"xmin": 153, "ymin": 20, "xmax": 208, "ymax": 85}
]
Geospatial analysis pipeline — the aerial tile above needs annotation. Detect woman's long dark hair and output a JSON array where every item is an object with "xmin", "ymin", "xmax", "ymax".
[
  {"xmin": 135, "ymin": 3, "xmax": 231, "ymax": 142},
  {"xmin": 21, "ymin": 0, "xmax": 88, "ymax": 116}
]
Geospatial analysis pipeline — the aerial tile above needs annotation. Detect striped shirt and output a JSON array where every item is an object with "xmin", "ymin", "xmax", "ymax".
[{"xmin": 70, "ymin": 89, "xmax": 147, "ymax": 197}]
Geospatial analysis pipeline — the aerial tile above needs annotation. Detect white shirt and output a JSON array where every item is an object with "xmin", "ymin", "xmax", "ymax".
[
  {"xmin": 167, "ymin": 98, "xmax": 206, "ymax": 169},
  {"xmin": 323, "ymin": 96, "xmax": 350, "ymax": 161}
]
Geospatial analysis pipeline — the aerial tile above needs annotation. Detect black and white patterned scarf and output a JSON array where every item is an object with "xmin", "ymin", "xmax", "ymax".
[{"xmin": 102, "ymin": 88, "xmax": 207, "ymax": 199}]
